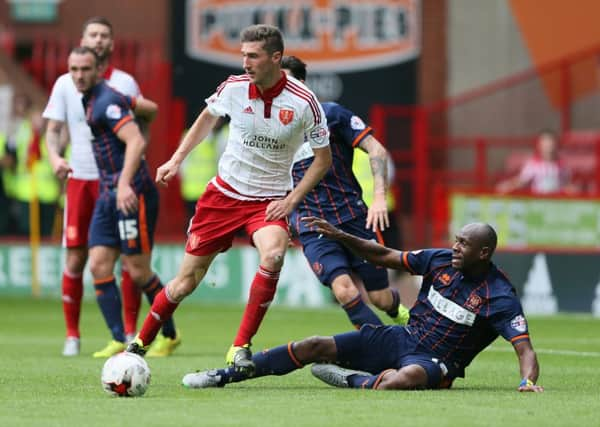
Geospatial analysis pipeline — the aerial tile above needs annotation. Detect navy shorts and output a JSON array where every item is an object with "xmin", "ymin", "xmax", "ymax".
[
  {"xmin": 333, "ymin": 324, "xmax": 449, "ymax": 389},
  {"xmin": 299, "ymin": 217, "xmax": 389, "ymax": 290},
  {"xmin": 88, "ymin": 186, "xmax": 159, "ymax": 255}
]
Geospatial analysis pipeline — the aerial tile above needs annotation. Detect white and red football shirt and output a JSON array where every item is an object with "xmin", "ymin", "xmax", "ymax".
[
  {"xmin": 42, "ymin": 67, "xmax": 140, "ymax": 180},
  {"xmin": 518, "ymin": 157, "xmax": 571, "ymax": 194},
  {"xmin": 205, "ymin": 72, "xmax": 329, "ymax": 199}
]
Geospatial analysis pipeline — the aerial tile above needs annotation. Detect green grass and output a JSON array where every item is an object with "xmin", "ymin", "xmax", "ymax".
[{"xmin": 1, "ymin": 296, "xmax": 599, "ymax": 427}]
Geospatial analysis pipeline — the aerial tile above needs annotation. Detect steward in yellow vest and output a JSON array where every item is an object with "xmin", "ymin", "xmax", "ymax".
[
  {"xmin": 0, "ymin": 131, "xmax": 16, "ymax": 234},
  {"xmin": 179, "ymin": 118, "xmax": 229, "ymax": 221},
  {"xmin": 8, "ymin": 112, "xmax": 60, "ymax": 236}
]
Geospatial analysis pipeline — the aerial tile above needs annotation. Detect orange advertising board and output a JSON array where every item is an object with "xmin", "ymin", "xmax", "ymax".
[{"xmin": 185, "ymin": 0, "xmax": 420, "ymax": 72}]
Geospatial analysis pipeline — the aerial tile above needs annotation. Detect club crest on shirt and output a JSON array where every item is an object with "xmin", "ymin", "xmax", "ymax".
[
  {"xmin": 465, "ymin": 293, "xmax": 483, "ymax": 311},
  {"xmin": 439, "ymin": 273, "xmax": 451, "ymax": 285},
  {"xmin": 510, "ymin": 314, "xmax": 527, "ymax": 333},
  {"xmin": 106, "ymin": 104, "xmax": 122, "ymax": 120},
  {"xmin": 279, "ymin": 109, "xmax": 294, "ymax": 125}
]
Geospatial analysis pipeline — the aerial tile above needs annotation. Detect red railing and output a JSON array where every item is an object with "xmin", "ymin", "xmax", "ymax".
[{"xmin": 371, "ymin": 43, "xmax": 600, "ymax": 247}]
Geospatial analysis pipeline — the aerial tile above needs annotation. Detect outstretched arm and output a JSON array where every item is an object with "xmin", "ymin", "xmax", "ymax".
[
  {"xmin": 156, "ymin": 107, "xmax": 219, "ymax": 186},
  {"xmin": 301, "ymin": 216, "xmax": 406, "ymax": 270},
  {"xmin": 513, "ymin": 340, "xmax": 544, "ymax": 392},
  {"xmin": 358, "ymin": 135, "xmax": 390, "ymax": 232}
]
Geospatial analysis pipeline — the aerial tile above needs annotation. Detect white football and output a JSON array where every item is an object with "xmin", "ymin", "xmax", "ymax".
[{"xmin": 101, "ymin": 352, "xmax": 151, "ymax": 397}]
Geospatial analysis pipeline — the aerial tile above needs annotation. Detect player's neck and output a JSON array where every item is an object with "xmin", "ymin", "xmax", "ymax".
[{"xmin": 255, "ymin": 69, "xmax": 283, "ymax": 93}]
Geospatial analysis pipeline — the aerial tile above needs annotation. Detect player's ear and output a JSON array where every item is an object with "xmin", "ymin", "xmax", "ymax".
[{"xmin": 480, "ymin": 246, "xmax": 491, "ymax": 260}]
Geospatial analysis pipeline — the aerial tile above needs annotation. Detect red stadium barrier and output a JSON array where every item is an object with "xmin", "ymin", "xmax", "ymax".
[{"xmin": 370, "ymin": 44, "xmax": 600, "ymax": 247}]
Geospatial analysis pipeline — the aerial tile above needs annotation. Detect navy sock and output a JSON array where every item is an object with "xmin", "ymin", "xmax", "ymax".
[
  {"xmin": 342, "ymin": 295, "xmax": 383, "ymax": 328},
  {"xmin": 347, "ymin": 374, "xmax": 379, "ymax": 389},
  {"xmin": 142, "ymin": 275, "xmax": 177, "ymax": 339},
  {"xmin": 386, "ymin": 288, "xmax": 400, "ymax": 319},
  {"xmin": 347, "ymin": 369, "xmax": 395, "ymax": 389},
  {"xmin": 218, "ymin": 343, "xmax": 303, "ymax": 385},
  {"xmin": 94, "ymin": 277, "xmax": 125, "ymax": 342}
]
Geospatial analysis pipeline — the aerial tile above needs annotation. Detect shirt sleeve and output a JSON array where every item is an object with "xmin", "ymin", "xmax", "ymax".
[
  {"xmin": 123, "ymin": 76, "xmax": 141, "ymax": 98},
  {"xmin": 205, "ymin": 77, "xmax": 233, "ymax": 117},
  {"xmin": 487, "ymin": 294, "xmax": 530, "ymax": 345},
  {"xmin": 400, "ymin": 248, "xmax": 452, "ymax": 276},
  {"xmin": 98, "ymin": 95, "xmax": 135, "ymax": 134},
  {"xmin": 518, "ymin": 159, "xmax": 536, "ymax": 184},
  {"xmin": 338, "ymin": 105, "xmax": 372, "ymax": 148},
  {"xmin": 42, "ymin": 77, "xmax": 67, "ymax": 121},
  {"xmin": 304, "ymin": 101, "xmax": 329, "ymax": 149}
]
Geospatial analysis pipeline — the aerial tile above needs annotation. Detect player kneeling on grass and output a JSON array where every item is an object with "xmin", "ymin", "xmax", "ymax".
[{"xmin": 182, "ymin": 220, "xmax": 544, "ymax": 392}]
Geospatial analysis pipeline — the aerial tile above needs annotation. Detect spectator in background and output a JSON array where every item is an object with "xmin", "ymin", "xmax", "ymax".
[
  {"xmin": 179, "ymin": 116, "xmax": 229, "ymax": 222},
  {"xmin": 0, "ymin": 124, "xmax": 16, "ymax": 235},
  {"xmin": 496, "ymin": 130, "xmax": 579, "ymax": 195},
  {"xmin": 6, "ymin": 93, "xmax": 59, "ymax": 237}
]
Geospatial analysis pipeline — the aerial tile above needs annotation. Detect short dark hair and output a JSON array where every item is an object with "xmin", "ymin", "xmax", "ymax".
[
  {"xmin": 70, "ymin": 46, "xmax": 100, "ymax": 66},
  {"xmin": 281, "ymin": 55, "xmax": 307, "ymax": 81},
  {"xmin": 482, "ymin": 223, "xmax": 498, "ymax": 255},
  {"xmin": 240, "ymin": 24, "xmax": 284, "ymax": 56},
  {"xmin": 82, "ymin": 16, "xmax": 113, "ymax": 36}
]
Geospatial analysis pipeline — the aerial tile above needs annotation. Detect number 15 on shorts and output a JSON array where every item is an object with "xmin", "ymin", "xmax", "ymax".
[{"xmin": 118, "ymin": 219, "xmax": 139, "ymax": 240}]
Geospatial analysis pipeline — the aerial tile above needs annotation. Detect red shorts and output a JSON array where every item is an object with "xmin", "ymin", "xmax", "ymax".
[
  {"xmin": 63, "ymin": 178, "xmax": 99, "ymax": 248},
  {"xmin": 185, "ymin": 179, "xmax": 289, "ymax": 256}
]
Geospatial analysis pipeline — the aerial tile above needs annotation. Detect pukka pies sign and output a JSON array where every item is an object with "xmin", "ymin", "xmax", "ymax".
[{"xmin": 185, "ymin": 0, "xmax": 420, "ymax": 72}]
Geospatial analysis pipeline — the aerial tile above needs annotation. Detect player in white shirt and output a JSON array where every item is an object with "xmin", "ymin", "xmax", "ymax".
[
  {"xmin": 44, "ymin": 17, "xmax": 144, "ymax": 357},
  {"xmin": 127, "ymin": 25, "xmax": 332, "ymax": 375}
]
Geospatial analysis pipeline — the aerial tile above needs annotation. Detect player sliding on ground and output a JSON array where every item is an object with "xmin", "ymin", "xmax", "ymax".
[{"xmin": 181, "ymin": 220, "xmax": 544, "ymax": 392}]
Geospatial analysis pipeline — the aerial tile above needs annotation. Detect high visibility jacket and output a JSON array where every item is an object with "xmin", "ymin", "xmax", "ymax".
[
  {"xmin": 0, "ymin": 132, "xmax": 16, "ymax": 198},
  {"xmin": 179, "ymin": 126, "xmax": 228, "ymax": 201},
  {"xmin": 11, "ymin": 119, "xmax": 60, "ymax": 203}
]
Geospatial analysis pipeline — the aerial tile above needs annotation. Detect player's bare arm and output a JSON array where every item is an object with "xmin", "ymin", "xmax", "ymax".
[
  {"xmin": 132, "ymin": 97, "xmax": 158, "ymax": 122},
  {"xmin": 45, "ymin": 118, "xmax": 72, "ymax": 180},
  {"xmin": 156, "ymin": 107, "xmax": 219, "ymax": 186},
  {"xmin": 301, "ymin": 216, "xmax": 405, "ymax": 269},
  {"xmin": 513, "ymin": 340, "xmax": 544, "ymax": 392},
  {"xmin": 265, "ymin": 145, "xmax": 332, "ymax": 221},
  {"xmin": 359, "ymin": 134, "xmax": 390, "ymax": 232},
  {"xmin": 116, "ymin": 122, "xmax": 147, "ymax": 214}
]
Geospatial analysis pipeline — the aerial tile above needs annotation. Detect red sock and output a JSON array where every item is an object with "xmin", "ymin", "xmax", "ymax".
[
  {"xmin": 138, "ymin": 288, "xmax": 179, "ymax": 346},
  {"xmin": 121, "ymin": 269, "xmax": 142, "ymax": 336},
  {"xmin": 233, "ymin": 266, "xmax": 279, "ymax": 346},
  {"xmin": 62, "ymin": 272, "xmax": 83, "ymax": 338}
]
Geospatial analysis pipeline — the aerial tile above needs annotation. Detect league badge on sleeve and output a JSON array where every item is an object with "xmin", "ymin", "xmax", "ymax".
[
  {"xmin": 106, "ymin": 104, "xmax": 122, "ymax": 120},
  {"xmin": 350, "ymin": 115, "xmax": 366, "ymax": 130},
  {"xmin": 510, "ymin": 314, "xmax": 528, "ymax": 333}
]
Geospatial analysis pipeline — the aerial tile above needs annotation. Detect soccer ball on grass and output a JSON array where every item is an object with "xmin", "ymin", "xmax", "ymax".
[{"xmin": 101, "ymin": 352, "xmax": 151, "ymax": 397}]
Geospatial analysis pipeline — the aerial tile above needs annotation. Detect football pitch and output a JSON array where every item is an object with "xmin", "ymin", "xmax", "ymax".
[{"xmin": 1, "ymin": 296, "xmax": 599, "ymax": 427}]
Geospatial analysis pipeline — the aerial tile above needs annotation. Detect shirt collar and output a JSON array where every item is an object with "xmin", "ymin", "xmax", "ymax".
[
  {"xmin": 248, "ymin": 71, "xmax": 287, "ymax": 102},
  {"xmin": 102, "ymin": 65, "xmax": 114, "ymax": 80}
]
